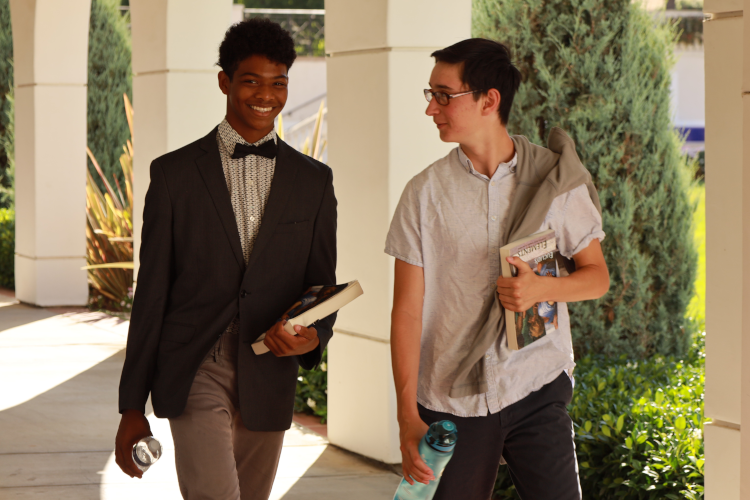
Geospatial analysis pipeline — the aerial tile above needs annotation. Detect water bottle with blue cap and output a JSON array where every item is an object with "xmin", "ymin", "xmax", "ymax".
[{"xmin": 393, "ymin": 420, "xmax": 458, "ymax": 500}]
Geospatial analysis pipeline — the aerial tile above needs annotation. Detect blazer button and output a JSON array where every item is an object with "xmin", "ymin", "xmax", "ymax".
[{"xmin": 240, "ymin": 290, "xmax": 248, "ymax": 298}]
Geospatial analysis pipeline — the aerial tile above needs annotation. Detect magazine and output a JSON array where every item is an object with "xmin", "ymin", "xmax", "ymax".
[
  {"xmin": 499, "ymin": 230, "xmax": 560, "ymax": 350},
  {"xmin": 252, "ymin": 280, "xmax": 363, "ymax": 355}
]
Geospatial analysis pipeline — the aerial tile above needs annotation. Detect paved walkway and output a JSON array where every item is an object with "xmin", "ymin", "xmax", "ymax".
[{"xmin": 0, "ymin": 295, "xmax": 400, "ymax": 499}]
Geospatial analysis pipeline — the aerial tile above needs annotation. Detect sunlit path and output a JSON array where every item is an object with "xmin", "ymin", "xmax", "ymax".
[{"xmin": 0, "ymin": 300, "xmax": 400, "ymax": 499}]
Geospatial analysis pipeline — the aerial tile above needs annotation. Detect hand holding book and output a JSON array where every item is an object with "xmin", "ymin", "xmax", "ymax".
[
  {"xmin": 262, "ymin": 321, "xmax": 320, "ymax": 357},
  {"xmin": 496, "ymin": 256, "xmax": 550, "ymax": 312},
  {"xmin": 498, "ymin": 230, "xmax": 561, "ymax": 350},
  {"xmin": 252, "ymin": 280, "xmax": 363, "ymax": 355}
]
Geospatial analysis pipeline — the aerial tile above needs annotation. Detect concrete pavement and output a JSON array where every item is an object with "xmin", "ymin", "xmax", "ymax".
[{"xmin": 0, "ymin": 295, "xmax": 401, "ymax": 499}]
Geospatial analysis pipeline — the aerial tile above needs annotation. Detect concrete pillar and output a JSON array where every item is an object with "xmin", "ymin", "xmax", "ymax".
[
  {"xmin": 130, "ymin": 0, "xmax": 233, "ymax": 277},
  {"xmin": 9, "ymin": 0, "xmax": 91, "ymax": 306},
  {"xmin": 703, "ymin": 1, "xmax": 745, "ymax": 498},
  {"xmin": 325, "ymin": 0, "xmax": 470, "ymax": 463}
]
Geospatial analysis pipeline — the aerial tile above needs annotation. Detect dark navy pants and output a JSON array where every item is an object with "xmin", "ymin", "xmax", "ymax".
[{"xmin": 418, "ymin": 372, "xmax": 581, "ymax": 500}]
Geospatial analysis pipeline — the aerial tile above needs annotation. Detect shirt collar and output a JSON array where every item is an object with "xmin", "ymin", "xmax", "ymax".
[
  {"xmin": 218, "ymin": 118, "xmax": 277, "ymax": 153},
  {"xmin": 457, "ymin": 146, "xmax": 517, "ymax": 176}
]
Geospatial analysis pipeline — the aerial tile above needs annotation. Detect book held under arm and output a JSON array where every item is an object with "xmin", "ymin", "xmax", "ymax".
[
  {"xmin": 500, "ymin": 230, "xmax": 561, "ymax": 350},
  {"xmin": 252, "ymin": 280, "xmax": 364, "ymax": 355}
]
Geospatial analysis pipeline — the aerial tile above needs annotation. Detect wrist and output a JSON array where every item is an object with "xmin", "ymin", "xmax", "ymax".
[
  {"xmin": 397, "ymin": 405, "xmax": 421, "ymax": 425},
  {"xmin": 538, "ymin": 275, "xmax": 555, "ymax": 303}
]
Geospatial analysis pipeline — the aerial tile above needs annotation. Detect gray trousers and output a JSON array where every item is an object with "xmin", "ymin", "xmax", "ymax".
[{"xmin": 169, "ymin": 332, "xmax": 285, "ymax": 500}]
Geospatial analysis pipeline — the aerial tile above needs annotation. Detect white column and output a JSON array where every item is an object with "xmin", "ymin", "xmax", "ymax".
[
  {"xmin": 130, "ymin": 0, "xmax": 234, "ymax": 277},
  {"xmin": 10, "ymin": 0, "xmax": 91, "ymax": 306},
  {"xmin": 325, "ymin": 0, "xmax": 470, "ymax": 463},
  {"xmin": 703, "ymin": 1, "xmax": 744, "ymax": 498}
]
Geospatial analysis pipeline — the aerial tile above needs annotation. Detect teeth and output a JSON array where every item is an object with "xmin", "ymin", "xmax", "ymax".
[{"xmin": 251, "ymin": 105, "xmax": 272, "ymax": 112}]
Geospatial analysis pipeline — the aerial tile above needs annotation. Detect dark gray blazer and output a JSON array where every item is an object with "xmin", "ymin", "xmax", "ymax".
[{"xmin": 118, "ymin": 127, "xmax": 337, "ymax": 432}]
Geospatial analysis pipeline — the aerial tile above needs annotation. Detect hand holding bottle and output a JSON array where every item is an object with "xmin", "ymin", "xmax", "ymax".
[
  {"xmin": 399, "ymin": 415, "xmax": 434, "ymax": 485},
  {"xmin": 115, "ymin": 409, "xmax": 153, "ymax": 479},
  {"xmin": 394, "ymin": 420, "xmax": 458, "ymax": 500}
]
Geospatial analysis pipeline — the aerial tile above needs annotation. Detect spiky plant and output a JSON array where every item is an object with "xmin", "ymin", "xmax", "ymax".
[{"xmin": 84, "ymin": 94, "xmax": 134, "ymax": 311}]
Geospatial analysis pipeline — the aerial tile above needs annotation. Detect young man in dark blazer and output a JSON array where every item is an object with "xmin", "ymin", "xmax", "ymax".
[{"xmin": 114, "ymin": 19, "xmax": 336, "ymax": 499}]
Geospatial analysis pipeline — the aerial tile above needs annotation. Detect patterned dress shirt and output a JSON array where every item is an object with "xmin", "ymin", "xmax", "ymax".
[{"xmin": 216, "ymin": 119, "xmax": 277, "ymax": 335}]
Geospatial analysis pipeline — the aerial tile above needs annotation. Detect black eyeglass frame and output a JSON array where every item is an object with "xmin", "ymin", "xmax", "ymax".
[{"xmin": 423, "ymin": 88, "xmax": 485, "ymax": 106}]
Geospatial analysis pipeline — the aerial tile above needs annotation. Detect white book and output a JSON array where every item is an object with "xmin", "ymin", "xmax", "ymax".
[{"xmin": 252, "ymin": 280, "xmax": 364, "ymax": 355}]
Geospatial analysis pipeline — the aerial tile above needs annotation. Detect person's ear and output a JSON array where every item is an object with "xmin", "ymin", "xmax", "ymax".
[
  {"xmin": 481, "ymin": 89, "xmax": 501, "ymax": 117},
  {"xmin": 218, "ymin": 71, "xmax": 230, "ymax": 96}
]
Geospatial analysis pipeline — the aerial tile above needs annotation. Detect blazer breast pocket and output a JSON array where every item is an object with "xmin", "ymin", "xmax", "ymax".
[
  {"xmin": 274, "ymin": 220, "xmax": 310, "ymax": 234},
  {"xmin": 160, "ymin": 322, "xmax": 195, "ymax": 344}
]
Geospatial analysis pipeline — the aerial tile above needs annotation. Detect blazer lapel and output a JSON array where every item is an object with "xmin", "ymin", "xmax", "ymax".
[
  {"xmin": 244, "ymin": 139, "xmax": 299, "ymax": 275},
  {"xmin": 195, "ymin": 128, "xmax": 245, "ymax": 270}
]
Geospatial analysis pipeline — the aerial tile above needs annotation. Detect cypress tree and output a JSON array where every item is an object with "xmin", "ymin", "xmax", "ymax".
[
  {"xmin": 473, "ymin": 0, "xmax": 697, "ymax": 359},
  {"xmin": 0, "ymin": 0, "xmax": 14, "ymax": 209},
  {"xmin": 87, "ymin": 0, "xmax": 132, "ymax": 190}
]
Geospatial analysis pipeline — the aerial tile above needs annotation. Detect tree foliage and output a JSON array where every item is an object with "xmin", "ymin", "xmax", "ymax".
[
  {"xmin": 473, "ymin": 0, "xmax": 697, "ymax": 359},
  {"xmin": 0, "ymin": 0, "xmax": 14, "ymax": 209},
  {"xmin": 88, "ymin": 0, "xmax": 132, "ymax": 191}
]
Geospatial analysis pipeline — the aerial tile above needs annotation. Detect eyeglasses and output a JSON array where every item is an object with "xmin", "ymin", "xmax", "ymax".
[{"xmin": 423, "ymin": 89, "xmax": 484, "ymax": 106}]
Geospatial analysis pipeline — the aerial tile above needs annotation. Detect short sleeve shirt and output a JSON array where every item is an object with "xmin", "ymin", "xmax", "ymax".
[{"xmin": 385, "ymin": 146, "xmax": 605, "ymax": 417}]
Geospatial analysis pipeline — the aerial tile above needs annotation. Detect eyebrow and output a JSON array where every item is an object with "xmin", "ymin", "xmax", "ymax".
[
  {"xmin": 239, "ymin": 71, "xmax": 289, "ymax": 80},
  {"xmin": 429, "ymin": 83, "xmax": 455, "ymax": 91}
]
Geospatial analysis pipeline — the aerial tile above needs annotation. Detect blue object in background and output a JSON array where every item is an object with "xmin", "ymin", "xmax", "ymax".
[
  {"xmin": 677, "ymin": 126, "xmax": 705, "ymax": 142},
  {"xmin": 393, "ymin": 420, "xmax": 458, "ymax": 500}
]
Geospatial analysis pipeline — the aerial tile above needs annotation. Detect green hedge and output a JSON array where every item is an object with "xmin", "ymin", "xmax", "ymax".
[
  {"xmin": 494, "ymin": 332, "xmax": 705, "ymax": 499},
  {"xmin": 295, "ymin": 348, "xmax": 328, "ymax": 423},
  {"xmin": 0, "ymin": 0, "xmax": 14, "ymax": 209},
  {"xmin": 0, "ymin": 208, "xmax": 13, "ymax": 289},
  {"xmin": 87, "ymin": 0, "xmax": 132, "ymax": 191}
]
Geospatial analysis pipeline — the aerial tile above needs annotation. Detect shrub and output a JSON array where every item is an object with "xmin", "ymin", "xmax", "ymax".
[
  {"xmin": 85, "ymin": 95, "xmax": 134, "ymax": 312},
  {"xmin": 473, "ymin": 0, "xmax": 697, "ymax": 359},
  {"xmin": 0, "ymin": 0, "xmax": 13, "ymax": 209},
  {"xmin": 0, "ymin": 208, "xmax": 12, "ymax": 289},
  {"xmin": 494, "ymin": 333, "xmax": 705, "ymax": 499},
  {"xmin": 295, "ymin": 348, "xmax": 328, "ymax": 423},
  {"xmin": 88, "ymin": 0, "xmax": 132, "ymax": 192}
]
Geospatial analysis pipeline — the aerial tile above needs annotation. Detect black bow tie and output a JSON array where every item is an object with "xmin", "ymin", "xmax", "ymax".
[{"xmin": 231, "ymin": 140, "xmax": 277, "ymax": 160}]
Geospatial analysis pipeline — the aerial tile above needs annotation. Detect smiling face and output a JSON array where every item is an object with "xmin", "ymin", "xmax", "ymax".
[
  {"xmin": 218, "ymin": 54, "xmax": 289, "ymax": 143},
  {"xmin": 425, "ymin": 61, "xmax": 486, "ymax": 144}
]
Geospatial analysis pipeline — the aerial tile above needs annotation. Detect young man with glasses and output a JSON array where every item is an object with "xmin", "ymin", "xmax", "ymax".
[{"xmin": 386, "ymin": 38, "xmax": 610, "ymax": 499}]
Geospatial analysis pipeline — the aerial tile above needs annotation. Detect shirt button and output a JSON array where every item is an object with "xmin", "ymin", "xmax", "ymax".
[
  {"xmin": 250, "ymin": 216, "xmax": 255, "ymax": 221},
  {"xmin": 491, "ymin": 216, "xmax": 497, "ymax": 221},
  {"xmin": 485, "ymin": 354, "xmax": 491, "ymax": 360},
  {"xmin": 491, "ymin": 182, "xmax": 495, "ymax": 186},
  {"xmin": 240, "ymin": 290, "xmax": 248, "ymax": 298}
]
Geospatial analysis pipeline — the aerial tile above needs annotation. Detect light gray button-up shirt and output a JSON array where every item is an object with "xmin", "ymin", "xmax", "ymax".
[{"xmin": 385, "ymin": 147, "xmax": 605, "ymax": 417}]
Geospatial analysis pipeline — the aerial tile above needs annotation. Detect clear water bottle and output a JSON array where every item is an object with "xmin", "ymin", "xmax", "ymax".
[
  {"xmin": 132, "ymin": 436, "xmax": 162, "ymax": 472},
  {"xmin": 394, "ymin": 420, "xmax": 458, "ymax": 500}
]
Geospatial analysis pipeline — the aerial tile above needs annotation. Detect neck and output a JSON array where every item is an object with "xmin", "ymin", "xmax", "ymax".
[
  {"xmin": 225, "ymin": 111, "xmax": 274, "ymax": 144},
  {"xmin": 459, "ymin": 124, "xmax": 515, "ymax": 178}
]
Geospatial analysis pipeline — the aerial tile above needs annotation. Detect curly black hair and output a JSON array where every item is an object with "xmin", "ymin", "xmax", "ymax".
[{"xmin": 218, "ymin": 18, "xmax": 297, "ymax": 80}]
